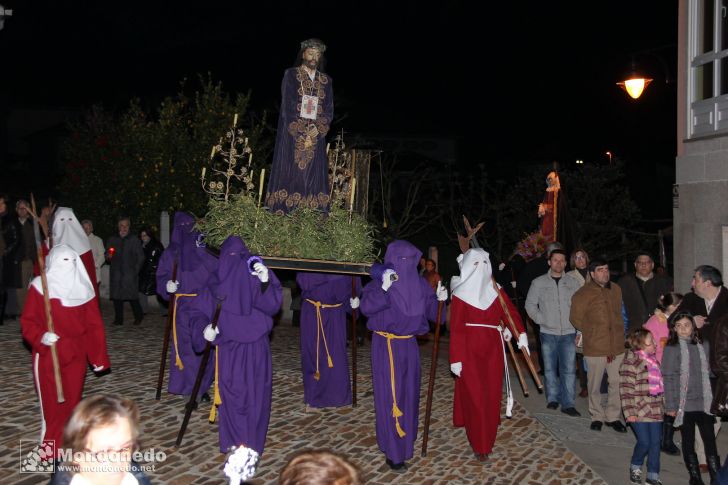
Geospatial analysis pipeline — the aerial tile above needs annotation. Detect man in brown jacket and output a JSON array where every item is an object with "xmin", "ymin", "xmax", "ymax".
[{"xmin": 570, "ymin": 258, "xmax": 628, "ymax": 433}]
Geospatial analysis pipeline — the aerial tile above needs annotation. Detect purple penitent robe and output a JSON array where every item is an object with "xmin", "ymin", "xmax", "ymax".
[
  {"xmin": 360, "ymin": 240, "xmax": 442, "ymax": 464},
  {"xmin": 297, "ymin": 273, "xmax": 361, "ymax": 408},
  {"xmin": 156, "ymin": 211, "xmax": 218, "ymax": 397},
  {"xmin": 264, "ymin": 66, "xmax": 333, "ymax": 215},
  {"xmin": 188, "ymin": 236, "xmax": 282, "ymax": 455}
]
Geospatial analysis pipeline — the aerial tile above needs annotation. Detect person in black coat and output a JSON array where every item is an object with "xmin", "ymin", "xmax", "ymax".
[
  {"xmin": 0, "ymin": 193, "xmax": 22, "ymax": 323},
  {"xmin": 106, "ymin": 217, "xmax": 144, "ymax": 325},
  {"xmin": 138, "ymin": 226, "xmax": 164, "ymax": 314}
]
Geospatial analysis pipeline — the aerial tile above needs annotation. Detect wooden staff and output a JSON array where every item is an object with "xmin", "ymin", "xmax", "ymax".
[
  {"xmin": 505, "ymin": 333, "xmax": 529, "ymax": 397},
  {"xmin": 176, "ymin": 298, "xmax": 224, "ymax": 447},
  {"xmin": 491, "ymin": 278, "xmax": 543, "ymax": 391},
  {"xmin": 421, "ymin": 299, "xmax": 444, "ymax": 457},
  {"xmin": 350, "ymin": 277, "xmax": 358, "ymax": 408},
  {"xmin": 156, "ymin": 261, "xmax": 177, "ymax": 400},
  {"xmin": 30, "ymin": 195, "xmax": 64, "ymax": 403}
]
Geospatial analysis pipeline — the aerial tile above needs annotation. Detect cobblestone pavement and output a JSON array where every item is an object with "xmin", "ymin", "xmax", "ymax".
[{"xmin": 1, "ymin": 304, "xmax": 608, "ymax": 485}]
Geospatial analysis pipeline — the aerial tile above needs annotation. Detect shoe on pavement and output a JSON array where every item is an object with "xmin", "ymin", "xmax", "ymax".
[
  {"xmin": 629, "ymin": 468, "xmax": 642, "ymax": 484},
  {"xmin": 645, "ymin": 478, "xmax": 663, "ymax": 485},
  {"xmin": 546, "ymin": 401, "xmax": 559, "ymax": 410},
  {"xmin": 606, "ymin": 420, "xmax": 628, "ymax": 433},
  {"xmin": 561, "ymin": 407, "xmax": 581, "ymax": 417},
  {"xmin": 590, "ymin": 421, "xmax": 603, "ymax": 431},
  {"xmin": 385, "ymin": 458, "xmax": 407, "ymax": 473}
]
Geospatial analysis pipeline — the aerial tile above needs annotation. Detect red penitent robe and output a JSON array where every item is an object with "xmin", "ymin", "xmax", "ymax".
[
  {"xmin": 20, "ymin": 287, "xmax": 110, "ymax": 448},
  {"xmin": 449, "ymin": 289, "xmax": 524, "ymax": 455}
]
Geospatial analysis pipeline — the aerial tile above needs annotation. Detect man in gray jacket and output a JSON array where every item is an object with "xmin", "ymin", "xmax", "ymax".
[{"xmin": 525, "ymin": 249, "xmax": 581, "ymax": 416}]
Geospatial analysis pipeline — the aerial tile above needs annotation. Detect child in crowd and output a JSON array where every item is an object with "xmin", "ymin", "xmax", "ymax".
[
  {"xmin": 662, "ymin": 311, "xmax": 720, "ymax": 485},
  {"xmin": 619, "ymin": 328, "xmax": 664, "ymax": 485},
  {"xmin": 643, "ymin": 292, "xmax": 683, "ymax": 363},
  {"xmin": 643, "ymin": 292, "xmax": 683, "ymax": 456}
]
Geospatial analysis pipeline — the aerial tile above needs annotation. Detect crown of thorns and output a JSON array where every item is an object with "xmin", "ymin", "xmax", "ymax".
[{"xmin": 300, "ymin": 38, "xmax": 326, "ymax": 53}]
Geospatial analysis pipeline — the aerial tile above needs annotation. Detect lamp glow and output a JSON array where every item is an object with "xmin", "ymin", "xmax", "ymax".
[{"xmin": 617, "ymin": 77, "xmax": 653, "ymax": 99}]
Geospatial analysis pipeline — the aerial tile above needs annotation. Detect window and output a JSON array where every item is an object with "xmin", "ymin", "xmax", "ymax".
[{"xmin": 689, "ymin": 0, "xmax": 728, "ymax": 136}]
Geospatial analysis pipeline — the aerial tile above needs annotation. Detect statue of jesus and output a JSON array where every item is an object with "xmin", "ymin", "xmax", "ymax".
[{"xmin": 265, "ymin": 38, "xmax": 334, "ymax": 215}]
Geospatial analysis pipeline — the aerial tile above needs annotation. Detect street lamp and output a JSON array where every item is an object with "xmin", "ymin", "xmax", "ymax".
[
  {"xmin": 616, "ymin": 45, "xmax": 674, "ymax": 100},
  {"xmin": 616, "ymin": 60, "xmax": 653, "ymax": 99},
  {"xmin": 606, "ymin": 151, "xmax": 613, "ymax": 164}
]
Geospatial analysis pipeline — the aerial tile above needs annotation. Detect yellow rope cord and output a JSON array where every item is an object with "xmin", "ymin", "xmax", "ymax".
[
  {"xmin": 171, "ymin": 293, "xmax": 198, "ymax": 370},
  {"xmin": 209, "ymin": 346, "xmax": 222, "ymax": 423},
  {"xmin": 374, "ymin": 331, "xmax": 413, "ymax": 438},
  {"xmin": 305, "ymin": 299, "xmax": 342, "ymax": 380}
]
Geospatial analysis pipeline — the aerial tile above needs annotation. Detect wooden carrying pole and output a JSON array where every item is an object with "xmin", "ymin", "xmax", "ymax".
[
  {"xmin": 156, "ymin": 262, "xmax": 177, "ymax": 400},
  {"xmin": 421, "ymin": 300, "xmax": 444, "ymax": 457},
  {"xmin": 176, "ymin": 299, "xmax": 223, "ymax": 447},
  {"xmin": 350, "ymin": 277, "xmax": 358, "ymax": 408},
  {"xmin": 491, "ymin": 278, "xmax": 543, "ymax": 391},
  {"xmin": 506, "ymin": 336, "xmax": 529, "ymax": 397},
  {"xmin": 30, "ymin": 195, "xmax": 64, "ymax": 403}
]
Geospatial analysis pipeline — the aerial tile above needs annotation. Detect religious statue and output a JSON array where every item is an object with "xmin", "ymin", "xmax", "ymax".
[
  {"xmin": 265, "ymin": 38, "xmax": 334, "ymax": 215},
  {"xmin": 537, "ymin": 171, "xmax": 560, "ymax": 242}
]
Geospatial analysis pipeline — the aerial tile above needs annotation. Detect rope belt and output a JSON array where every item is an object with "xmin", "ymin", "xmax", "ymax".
[
  {"xmin": 464, "ymin": 323, "xmax": 514, "ymax": 417},
  {"xmin": 374, "ymin": 331, "xmax": 414, "ymax": 438},
  {"xmin": 305, "ymin": 299, "xmax": 342, "ymax": 380},
  {"xmin": 172, "ymin": 293, "xmax": 198, "ymax": 370},
  {"xmin": 209, "ymin": 346, "xmax": 221, "ymax": 423}
]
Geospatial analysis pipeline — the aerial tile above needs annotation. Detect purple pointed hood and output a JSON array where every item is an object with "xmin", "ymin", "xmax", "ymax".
[
  {"xmin": 214, "ymin": 236, "xmax": 253, "ymax": 316},
  {"xmin": 384, "ymin": 240, "xmax": 424, "ymax": 316}
]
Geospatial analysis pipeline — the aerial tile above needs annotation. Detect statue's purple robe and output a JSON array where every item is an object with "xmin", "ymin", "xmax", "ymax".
[
  {"xmin": 188, "ymin": 236, "xmax": 282, "ymax": 455},
  {"xmin": 264, "ymin": 66, "xmax": 333, "ymax": 215},
  {"xmin": 360, "ymin": 240, "xmax": 442, "ymax": 464},
  {"xmin": 156, "ymin": 212, "xmax": 218, "ymax": 397},
  {"xmin": 297, "ymin": 273, "xmax": 361, "ymax": 408}
]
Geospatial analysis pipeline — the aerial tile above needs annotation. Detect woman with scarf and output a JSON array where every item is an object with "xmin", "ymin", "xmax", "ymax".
[
  {"xmin": 619, "ymin": 328, "xmax": 664, "ymax": 485},
  {"xmin": 360, "ymin": 240, "xmax": 447, "ymax": 472},
  {"xmin": 662, "ymin": 311, "xmax": 719, "ymax": 485}
]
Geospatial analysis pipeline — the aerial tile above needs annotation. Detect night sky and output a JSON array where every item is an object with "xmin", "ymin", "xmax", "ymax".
[{"xmin": 0, "ymin": 0, "xmax": 679, "ymax": 216}]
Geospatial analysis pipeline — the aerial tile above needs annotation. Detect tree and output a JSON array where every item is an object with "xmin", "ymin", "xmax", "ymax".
[
  {"xmin": 60, "ymin": 75, "xmax": 269, "ymax": 238},
  {"xmin": 367, "ymin": 152, "xmax": 445, "ymax": 243}
]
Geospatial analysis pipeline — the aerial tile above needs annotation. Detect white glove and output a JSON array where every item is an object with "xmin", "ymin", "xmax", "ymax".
[
  {"xmin": 350, "ymin": 297, "xmax": 360, "ymax": 309},
  {"xmin": 503, "ymin": 327, "xmax": 512, "ymax": 342},
  {"xmin": 517, "ymin": 333, "xmax": 530, "ymax": 355},
  {"xmin": 41, "ymin": 332, "xmax": 59, "ymax": 346},
  {"xmin": 93, "ymin": 365, "xmax": 104, "ymax": 372},
  {"xmin": 436, "ymin": 281, "xmax": 448, "ymax": 301},
  {"xmin": 253, "ymin": 262, "xmax": 269, "ymax": 283},
  {"xmin": 498, "ymin": 263, "xmax": 506, "ymax": 271},
  {"xmin": 450, "ymin": 362, "xmax": 462, "ymax": 377},
  {"xmin": 203, "ymin": 324, "xmax": 219, "ymax": 342},
  {"xmin": 166, "ymin": 280, "xmax": 179, "ymax": 293},
  {"xmin": 381, "ymin": 269, "xmax": 397, "ymax": 291}
]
